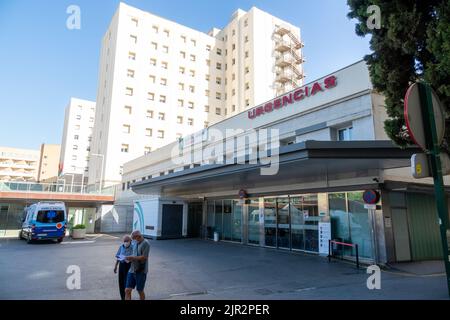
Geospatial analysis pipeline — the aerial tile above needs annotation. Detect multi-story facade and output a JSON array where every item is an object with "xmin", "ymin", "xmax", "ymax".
[
  {"xmin": 37, "ymin": 144, "xmax": 61, "ymax": 183},
  {"xmin": 0, "ymin": 147, "xmax": 40, "ymax": 182},
  {"xmin": 59, "ymin": 98, "xmax": 96, "ymax": 183},
  {"xmin": 88, "ymin": 2, "xmax": 304, "ymax": 188}
]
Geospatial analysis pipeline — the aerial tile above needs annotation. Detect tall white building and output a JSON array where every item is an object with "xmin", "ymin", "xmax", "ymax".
[
  {"xmin": 88, "ymin": 2, "xmax": 304, "ymax": 187},
  {"xmin": 59, "ymin": 98, "xmax": 96, "ymax": 182}
]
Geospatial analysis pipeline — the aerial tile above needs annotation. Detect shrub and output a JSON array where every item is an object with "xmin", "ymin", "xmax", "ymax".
[{"xmin": 73, "ymin": 224, "xmax": 86, "ymax": 230}]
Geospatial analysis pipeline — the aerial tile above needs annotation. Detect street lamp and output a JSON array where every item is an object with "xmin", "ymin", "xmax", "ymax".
[{"xmin": 91, "ymin": 153, "xmax": 104, "ymax": 193}]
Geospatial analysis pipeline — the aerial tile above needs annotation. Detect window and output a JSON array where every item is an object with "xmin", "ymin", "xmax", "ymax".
[
  {"xmin": 73, "ymin": 145, "xmax": 78, "ymax": 150},
  {"xmin": 216, "ymin": 63, "xmax": 222, "ymax": 70},
  {"xmin": 126, "ymin": 87, "xmax": 133, "ymax": 96},
  {"xmin": 178, "ymin": 82, "xmax": 185, "ymax": 90},
  {"xmin": 178, "ymin": 99, "xmax": 184, "ymax": 107},
  {"xmin": 127, "ymin": 69, "xmax": 135, "ymax": 78},
  {"xmin": 205, "ymin": 90, "xmax": 210, "ymax": 97},
  {"xmin": 164, "ymin": 29, "xmax": 170, "ymax": 37},
  {"xmin": 206, "ymin": 45, "xmax": 211, "ymax": 51},
  {"xmin": 189, "ymin": 85, "xmax": 195, "ymax": 93},
  {"xmin": 232, "ymin": 73, "xmax": 236, "ymax": 80},
  {"xmin": 180, "ymin": 51, "xmax": 186, "ymax": 59},
  {"xmin": 215, "ymin": 108, "xmax": 221, "ymax": 115},
  {"xmin": 245, "ymin": 82, "xmax": 250, "ymax": 90},
  {"xmin": 131, "ymin": 17, "xmax": 138, "ymax": 26},
  {"xmin": 232, "ymin": 43, "xmax": 236, "ymax": 50},
  {"xmin": 177, "ymin": 116, "xmax": 183, "ymax": 124},
  {"xmin": 190, "ymin": 54, "xmax": 196, "ymax": 62},
  {"xmin": 245, "ymin": 66, "xmax": 249, "ymax": 74},
  {"xmin": 189, "ymin": 70, "xmax": 195, "ymax": 77},
  {"xmin": 232, "ymin": 29, "xmax": 235, "ymax": 36},
  {"xmin": 163, "ymin": 45, "xmax": 169, "ymax": 53},
  {"xmin": 191, "ymin": 39, "xmax": 196, "ymax": 46},
  {"xmin": 157, "ymin": 130, "xmax": 164, "ymax": 139},
  {"xmin": 37, "ymin": 210, "xmax": 65, "ymax": 224},
  {"xmin": 188, "ymin": 102, "xmax": 194, "ymax": 109},
  {"xmin": 144, "ymin": 147, "xmax": 151, "ymax": 154},
  {"xmin": 130, "ymin": 35, "xmax": 137, "ymax": 44},
  {"xmin": 161, "ymin": 61, "xmax": 168, "ymax": 69},
  {"xmin": 158, "ymin": 112, "xmax": 165, "ymax": 120},
  {"xmin": 246, "ymin": 99, "xmax": 250, "ymax": 107},
  {"xmin": 125, "ymin": 105, "xmax": 132, "ymax": 114},
  {"xmin": 217, "ymin": 48, "xmax": 222, "ymax": 55},
  {"xmin": 89, "ymin": 117, "xmax": 94, "ymax": 122},
  {"xmin": 232, "ymin": 104, "xmax": 236, "ymax": 112},
  {"xmin": 75, "ymin": 125, "xmax": 80, "ymax": 130},
  {"xmin": 151, "ymin": 42, "xmax": 157, "ymax": 50},
  {"xmin": 75, "ymin": 114, "xmax": 81, "ymax": 120},
  {"xmin": 160, "ymin": 78, "xmax": 167, "ymax": 86},
  {"xmin": 232, "ymin": 89, "xmax": 236, "ymax": 96},
  {"xmin": 245, "ymin": 35, "xmax": 249, "ymax": 43},
  {"xmin": 204, "ymin": 122, "xmax": 209, "ymax": 128},
  {"xmin": 121, "ymin": 144, "xmax": 129, "ymax": 153},
  {"xmin": 204, "ymin": 105, "xmax": 210, "ymax": 113},
  {"xmin": 152, "ymin": 25, "xmax": 159, "ymax": 33},
  {"xmin": 181, "ymin": 35, "xmax": 186, "ymax": 43},
  {"xmin": 160, "ymin": 95, "xmax": 166, "ymax": 103},
  {"xmin": 338, "ymin": 127, "xmax": 353, "ymax": 141},
  {"xmin": 128, "ymin": 52, "xmax": 136, "ymax": 60},
  {"xmin": 245, "ymin": 51, "xmax": 249, "ymax": 58},
  {"xmin": 216, "ymin": 92, "xmax": 221, "ymax": 100},
  {"xmin": 232, "ymin": 58, "xmax": 236, "ymax": 65},
  {"xmin": 149, "ymin": 75, "xmax": 156, "ymax": 83},
  {"xmin": 179, "ymin": 67, "xmax": 185, "ymax": 74},
  {"xmin": 148, "ymin": 92, "xmax": 155, "ymax": 100},
  {"xmin": 123, "ymin": 124, "xmax": 131, "ymax": 134},
  {"xmin": 205, "ymin": 74, "xmax": 210, "ymax": 81},
  {"xmin": 244, "ymin": 19, "xmax": 248, "ymax": 27},
  {"xmin": 146, "ymin": 110, "xmax": 153, "ymax": 118},
  {"xmin": 150, "ymin": 58, "xmax": 157, "ymax": 66},
  {"xmin": 145, "ymin": 128, "xmax": 152, "ymax": 137},
  {"xmin": 216, "ymin": 77, "xmax": 222, "ymax": 85},
  {"xmin": 206, "ymin": 59, "xmax": 210, "ymax": 66},
  {"xmin": 188, "ymin": 118, "xmax": 194, "ymax": 126}
]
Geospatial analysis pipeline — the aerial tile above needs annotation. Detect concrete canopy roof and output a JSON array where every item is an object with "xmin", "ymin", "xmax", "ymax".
[{"xmin": 131, "ymin": 140, "xmax": 420, "ymax": 199}]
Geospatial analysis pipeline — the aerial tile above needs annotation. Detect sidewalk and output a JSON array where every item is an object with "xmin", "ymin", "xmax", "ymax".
[{"xmin": 385, "ymin": 260, "xmax": 445, "ymax": 276}]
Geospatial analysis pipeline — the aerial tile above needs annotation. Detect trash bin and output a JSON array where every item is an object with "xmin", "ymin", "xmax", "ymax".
[{"xmin": 214, "ymin": 232, "xmax": 219, "ymax": 242}]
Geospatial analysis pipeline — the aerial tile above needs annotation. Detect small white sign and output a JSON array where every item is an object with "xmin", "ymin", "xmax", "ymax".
[
  {"xmin": 318, "ymin": 222, "xmax": 331, "ymax": 255},
  {"xmin": 364, "ymin": 204, "xmax": 377, "ymax": 210}
]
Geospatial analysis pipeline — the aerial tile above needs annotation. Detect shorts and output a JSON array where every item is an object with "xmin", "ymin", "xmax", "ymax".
[{"xmin": 126, "ymin": 271, "xmax": 147, "ymax": 292}]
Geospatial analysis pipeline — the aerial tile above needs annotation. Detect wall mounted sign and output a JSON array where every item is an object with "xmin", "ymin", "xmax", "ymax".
[{"xmin": 362, "ymin": 189, "xmax": 380, "ymax": 205}]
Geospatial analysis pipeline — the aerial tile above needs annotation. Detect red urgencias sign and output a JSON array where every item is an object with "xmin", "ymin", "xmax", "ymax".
[{"xmin": 248, "ymin": 75, "xmax": 337, "ymax": 120}]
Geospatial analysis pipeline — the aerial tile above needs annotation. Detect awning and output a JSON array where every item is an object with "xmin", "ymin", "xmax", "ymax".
[{"xmin": 131, "ymin": 140, "xmax": 420, "ymax": 199}]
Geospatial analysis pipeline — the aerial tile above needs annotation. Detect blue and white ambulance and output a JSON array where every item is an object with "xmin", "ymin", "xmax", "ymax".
[{"xmin": 19, "ymin": 202, "xmax": 67, "ymax": 243}]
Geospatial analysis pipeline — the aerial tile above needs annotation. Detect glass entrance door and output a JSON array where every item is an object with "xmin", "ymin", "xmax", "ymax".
[
  {"xmin": 223, "ymin": 200, "xmax": 232, "ymax": 241},
  {"xmin": 277, "ymin": 198, "xmax": 290, "ymax": 249},
  {"xmin": 291, "ymin": 195, "xmax": 319, "ymax": 252},
  {"xmin": 232, "ymin": 200, "xmax": 242, "ymax": 242}
]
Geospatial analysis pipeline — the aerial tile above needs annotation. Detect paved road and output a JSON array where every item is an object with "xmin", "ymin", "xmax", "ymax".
[{"xmin": 0, "ymin": 235, "xmax": 448, "ymax": 300}]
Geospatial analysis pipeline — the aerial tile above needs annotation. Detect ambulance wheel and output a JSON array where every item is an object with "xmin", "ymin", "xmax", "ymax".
[
  {"xmin": 19, "ymin": 230, "xmax": 24, "ymax": 240},
  {"xmin": 57, "ymin": 237, "xmax": 63, "ymax": 243},
  {"xmin": 26, "ymin": 233, "xmax": 33, "ymax": 244}
]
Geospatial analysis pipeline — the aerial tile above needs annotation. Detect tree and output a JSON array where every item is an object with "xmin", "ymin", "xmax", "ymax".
[{"xmin": 347, "ymin": 0, "xmax": 450, "ymax": 148}]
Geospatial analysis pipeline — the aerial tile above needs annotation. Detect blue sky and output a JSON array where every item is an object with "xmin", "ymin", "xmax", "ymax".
[{"xmin": 0, "ymin": 0, "xmax": 370, "ymax": 150}]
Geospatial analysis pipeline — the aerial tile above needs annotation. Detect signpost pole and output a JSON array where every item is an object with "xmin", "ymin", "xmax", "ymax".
[{"xmin": 418, "ymin": 82, "xmax": 450, "ymax": 297}]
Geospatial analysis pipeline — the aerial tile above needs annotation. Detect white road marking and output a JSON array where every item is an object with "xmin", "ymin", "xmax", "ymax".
[{"xmin": 61, "ymin": 240, "xmax": 95, "ymax": 245}]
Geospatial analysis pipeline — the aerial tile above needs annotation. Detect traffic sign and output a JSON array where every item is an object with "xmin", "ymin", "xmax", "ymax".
[{"xmin": 404, "ymin": 83, "xmax": 445, "ymax": 151}]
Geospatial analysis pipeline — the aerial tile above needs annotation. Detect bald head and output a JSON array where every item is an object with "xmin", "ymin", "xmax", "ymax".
[{"xmin": 131, "ymin": 230, "xmax": 143, "ymax": 242}]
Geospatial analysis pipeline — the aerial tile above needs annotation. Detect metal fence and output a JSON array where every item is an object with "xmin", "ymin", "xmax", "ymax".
[{"xmin": 0, "ymin": 181, "xmax": 116, "ymax": 196}]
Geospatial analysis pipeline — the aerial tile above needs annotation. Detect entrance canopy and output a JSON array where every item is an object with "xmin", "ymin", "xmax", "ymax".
[{"xmin": 131, "ymin": 140, "xmax": 420, "ymax": 199}]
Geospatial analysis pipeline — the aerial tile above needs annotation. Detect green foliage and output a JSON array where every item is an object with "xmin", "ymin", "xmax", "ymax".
[
  {"xmin": 347, "ymin": 0, "xmax": 450, "ymax": 148},
  {"xmin": 72, "ymin": 224, "xmax": 86, "ymax": 230}
]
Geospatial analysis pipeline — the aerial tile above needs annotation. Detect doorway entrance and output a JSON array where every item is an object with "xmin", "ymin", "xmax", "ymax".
[{"xmin": 187, "ymin": 202, "xmax": 203, "ymax": 238}]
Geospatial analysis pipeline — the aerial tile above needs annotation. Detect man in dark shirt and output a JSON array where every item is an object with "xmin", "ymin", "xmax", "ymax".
[{"xmin": 125, "ymin": 230, "xmax": 150, "ymax": 300}]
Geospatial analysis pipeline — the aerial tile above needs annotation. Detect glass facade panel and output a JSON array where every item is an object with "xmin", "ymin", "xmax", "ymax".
[
  {"xmin": 348, "ymin": 192, "xmax": 373, "ymax": 259},
  {"xmin": 277, "ymin": 197, "xmax": 290, "ymax": 249},
  {"xmin": 291, "ymin": 197, "xmax": 305, "ymax": 251},
  {"xmin": 206, "ymin": 201, "xmax": 215, "ymax": 239},
  {"xmin": 223, "ymin": 200, "xmax": 232, "ymax": 241},
  {"xmin": 263, "ymin": 198, "xmax": 277, "ymax": 247},
  {"xmin": 232, "ymin": 200, "xmax": 242, "ymax": 242},
  {"xmin": 303, "ymin": 194, "xmax": 319, "ymax": 252},
  {"xmin": 247, "ymin": 199, "xmax": 260, "ymax": 245},
  {"xmin": 329, "ymin": 193, "xmax": 350, "ymax": 242},
  {"xmin": 214, "ymin": 200, "xmax": 223, "ymax": 239}
]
